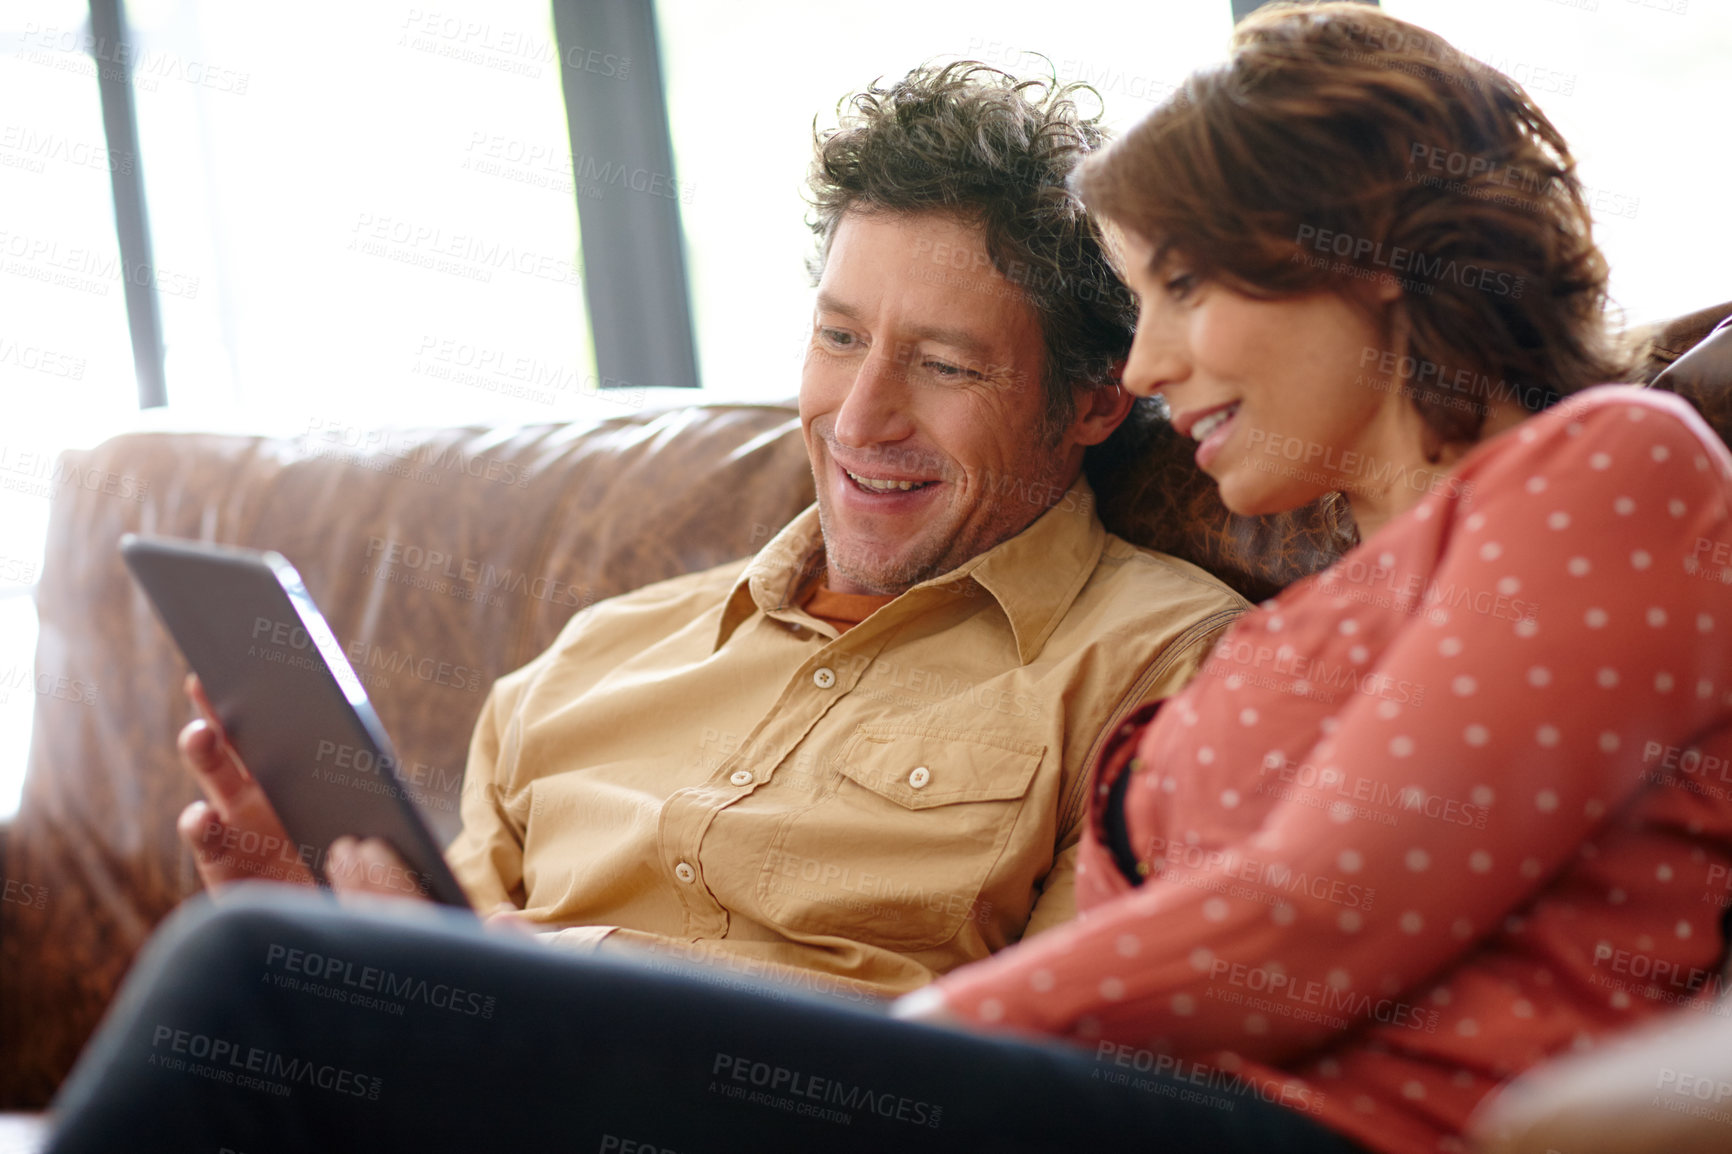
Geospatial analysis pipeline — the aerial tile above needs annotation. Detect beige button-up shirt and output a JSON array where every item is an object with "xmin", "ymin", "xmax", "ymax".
[{"xmin": 446, "ymin": 480, "xmax": 1244, "ymax": 996}]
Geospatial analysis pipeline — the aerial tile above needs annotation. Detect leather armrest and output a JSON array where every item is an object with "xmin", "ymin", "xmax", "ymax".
[{"xmin": 1472, "ymin": 1003, "xmax": 1732, "ymax": 1154}]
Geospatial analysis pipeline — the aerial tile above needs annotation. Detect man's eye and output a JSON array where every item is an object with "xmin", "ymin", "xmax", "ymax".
[
  {"xmin": 923, "ymin": 359, "xmax": 982, "ymax": 381},
  {"xmin": 819, "ymin": 328, "xmax": 857, "ymax": 349}
]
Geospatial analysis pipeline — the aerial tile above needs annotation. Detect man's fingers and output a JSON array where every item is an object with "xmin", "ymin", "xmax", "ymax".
[
  {"xmin": 177, "ymin": 800, "xmax": 247, "ymax": 893},
  {"xmin": 185, "ymin": 673, "xmax": 216, "ymax": 724},
  {"xmin": 177, "ymin": 718, "xmax": 255, "ymax": 813},
  {"xmin": 327, "ymin": 836, "xmax": 358, "ymax": 872},
  {"xmin": 185, "ymin": 673, "xmax": 223, "ymax": 738},
  {"xmin": 484, "ymin": 904, "xmax": 536, "ymax": 935},
  {"xmin": 177, "ymin": 799, "xmax": 225, "ymax": 858},
  {"xmin": 327, "ymin": 837, "xmax": 432, "ymax": 904},
  {"xmin": 889, "ymin": 987, "xmax": 965, "ymax": 1028},
  {"xmin": 183, "ymin": 675, "xmax": 252, "ymax": 781},
  {"xmin": 178, "ymin": 797, "xmax": 317, "ymax": 893},
  {"xmin": 176, "ymin": 719, "xmax": 238, "ymax": 808}
]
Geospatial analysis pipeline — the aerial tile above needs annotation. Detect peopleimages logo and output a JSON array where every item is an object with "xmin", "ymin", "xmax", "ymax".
[
  {"xmin": 1293, "ymin": 224, "xmax": 1524, "ymax": 299},
  {"xmin": 264, "ymin": 944, "xmax": 497, "ymax": 1019},
  {"xmin": 1093, "ymin": 1045, "xmax": 1325, "ymax": 1116},
  {"xmin": 0, "ymin": 441, "xmax": 149, "ymax": 502},
  {"xmin": 711, "ymin": 1053, "xmax": 942, "ymax": 1129},
  {"xmin": 1206, "ymin": 960, "xmax": 1440, "ymax": 1033},
  {"xmin": 364, "ymin": 536, "xmax": 592, "ymax": 612},
  {"xmin": 1243, "ymin": 427, "xmax": 1472, "ymax": 502},
  {"xmin": 1135, "ymin": 835, "xmax": 1376, "ymax": 911},
  {"xmin": 1207, "ymin": 637, "xmax": 1428, "ymax": 707},
  {"xmin": 1, "ymin": 877, "xmax": 48, "ymax": 911},
  {"xmin": 1314, "ymin": 559, "xmax": 1537, "ymax": 625},
  {"xmin": 0, "ymin": 664, "xmax": 97, "ymax": 706},
  {"xmin": 148, "ymin": 1025, "xmax": 381, "ymax": 1099},
  {"xmin": 762, "ymin": 848, "xmax": 995, "ymax": 926},
  {"xmin": 1592, "ymin": 942, "xmax": 1729, "ymax": 1002},
  {"xmin": 1258, "ymin": 754, "xmax": 1489, "ymax": 829}
]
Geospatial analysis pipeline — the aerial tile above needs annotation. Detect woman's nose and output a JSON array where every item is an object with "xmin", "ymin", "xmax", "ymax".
[{"xmin": 1120, "ymin": 320, "xmax": 1187, "ymax": 399}]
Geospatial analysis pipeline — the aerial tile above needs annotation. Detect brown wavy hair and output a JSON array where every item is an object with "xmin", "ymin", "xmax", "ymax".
[
  {"xmin": 1074, "ymin": 1, "xmax": 1625, "ymax": 449},
  {"xmin": 807, "ymin": 61, "xmax": 1138, "ymax": 437}
]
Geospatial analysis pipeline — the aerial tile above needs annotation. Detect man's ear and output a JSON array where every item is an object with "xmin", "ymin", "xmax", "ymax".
[{"xmin": 1066, "ymin": 371, "xmax": 1136, "ymax": 448}]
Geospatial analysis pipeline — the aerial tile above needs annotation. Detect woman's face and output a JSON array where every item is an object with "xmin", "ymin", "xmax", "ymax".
[{"xmin": 1116, "ymin": 231, "xmax": 1428, "ymax": 521}]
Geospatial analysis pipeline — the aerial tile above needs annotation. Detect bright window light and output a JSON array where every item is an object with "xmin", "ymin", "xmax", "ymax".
[{"xmin": 656, "ymin": 0, "xmax": 1234, "ymax": 404}]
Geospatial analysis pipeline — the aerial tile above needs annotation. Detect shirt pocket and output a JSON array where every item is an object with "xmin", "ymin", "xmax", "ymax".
[{"xmin": 756, "ymin": 722, "xmax": 1045, "ymax": 952}]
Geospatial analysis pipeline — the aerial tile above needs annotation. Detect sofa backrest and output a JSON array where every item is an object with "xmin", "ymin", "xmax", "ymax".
[{"xmin": 1652, "ymin": 309, "xmax": 1732, "ymax": 435}]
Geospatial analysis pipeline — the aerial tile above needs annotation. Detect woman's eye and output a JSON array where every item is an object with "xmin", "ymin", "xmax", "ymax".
[{"xmin": 1164, "ymin": 272, "xmax": 1198, "ymax": 300}]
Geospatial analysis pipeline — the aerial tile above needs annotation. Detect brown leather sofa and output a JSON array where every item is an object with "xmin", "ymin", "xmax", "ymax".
[{"xmin": 1, "ymin": 305, "xmax": 1728, "ymax": 1138}]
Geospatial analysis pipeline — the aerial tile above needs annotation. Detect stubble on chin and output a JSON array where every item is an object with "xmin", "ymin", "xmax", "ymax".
[{"xmin": 814, "ymin": 511, "xmax": 949, "ymax": 597}]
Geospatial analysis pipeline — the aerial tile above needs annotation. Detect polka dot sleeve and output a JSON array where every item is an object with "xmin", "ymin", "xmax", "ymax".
[{"xmin": 931, "ymin": 389, "xmax": 1732, "ymax": 1062}]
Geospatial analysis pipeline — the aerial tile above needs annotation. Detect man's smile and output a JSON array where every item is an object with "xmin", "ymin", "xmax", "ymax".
[{"xmin": 844, "ymin": 470, "xmax": 937, "ymax": 493}]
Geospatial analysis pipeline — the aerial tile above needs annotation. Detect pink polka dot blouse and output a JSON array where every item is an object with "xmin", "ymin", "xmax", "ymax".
[{"xmin": 931, "ymin": 387, "xmax": 1732, "ymax": 1154}]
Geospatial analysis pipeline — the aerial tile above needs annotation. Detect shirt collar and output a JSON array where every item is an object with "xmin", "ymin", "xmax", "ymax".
[{"xmin": 715, "ymin": 475, "xmax": 1106, "ymax": 664}]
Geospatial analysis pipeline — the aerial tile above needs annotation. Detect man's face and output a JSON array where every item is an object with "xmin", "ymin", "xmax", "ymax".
[{"xmin": 800, "ymin": 210, "xmax": 1086, "ymax": 596}]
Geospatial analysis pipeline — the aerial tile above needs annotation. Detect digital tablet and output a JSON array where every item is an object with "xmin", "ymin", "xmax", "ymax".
[{"xmin": 120, "ymin": 534, "xmax": 473, "ymax": 909}]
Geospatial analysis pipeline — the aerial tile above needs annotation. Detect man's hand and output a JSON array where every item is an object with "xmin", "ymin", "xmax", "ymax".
[
  {"xmin": 178, "ymin": 676, "xmax": 440, "ymax": 906},
  {"xmin": 326, "ymin": 838, "xmax": 537, "ymax": 929},
  {"xmin": 177, "ymin": 675, "xmax": 519, "ymax": 921},
  {"xmin": 324, "ymin": 836, "xmax": 435, "ymax": 904},
  {"xmin": 175, "ymin": 674, "xmax": 317, "ymax": 892}
]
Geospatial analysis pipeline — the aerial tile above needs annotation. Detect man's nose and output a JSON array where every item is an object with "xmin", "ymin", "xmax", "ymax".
[{"xmin": 833, "ymin": 344, "xmax": 916, "ymax": 447}]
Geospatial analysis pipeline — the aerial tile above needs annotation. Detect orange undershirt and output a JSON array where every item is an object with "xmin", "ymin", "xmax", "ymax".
[{"xmin": 800, "ymin": 582, "xmax": 896, "ymax": 634}]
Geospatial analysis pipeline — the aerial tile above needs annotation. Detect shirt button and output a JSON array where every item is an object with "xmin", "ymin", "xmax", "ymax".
[
  {"xmin": 729, "ymin": 770, "xmax": 754, "ymax": 786},
  {"xmin": 674, "ymin": 862, "xmax": 696, "ymax": 883},
  {"xmin": 812, "ymin": 666, "xmax": 837, "ymax": 689},
  {"xmin": 909, "ymin": 766, "xmax": 931, "ymax": 789}
]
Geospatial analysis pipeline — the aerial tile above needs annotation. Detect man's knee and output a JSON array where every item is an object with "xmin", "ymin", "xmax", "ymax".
[{"xmin": 140, "ymin": 885, "xmax": 338, "ymax": 979}]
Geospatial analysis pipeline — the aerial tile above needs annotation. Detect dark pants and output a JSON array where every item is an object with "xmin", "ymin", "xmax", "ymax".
[{"xmin": 48, "ymin": 889, "xmax": 1368, "ymax": 1154}]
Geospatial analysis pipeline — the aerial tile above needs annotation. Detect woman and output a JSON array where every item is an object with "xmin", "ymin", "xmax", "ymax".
[{"xmin": 897, "ymin": 3, "xmax": 1732, "ymax": 1153}]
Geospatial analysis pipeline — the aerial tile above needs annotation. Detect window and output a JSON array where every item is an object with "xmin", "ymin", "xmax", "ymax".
[
  {"xmin": 1, "ymin": 0, "xmax": 140, "ymax": 815},
  {"xmin": 0, "ymin": 0, "xmax": 614, "ymax": 816},
  {"xmin": 660, "ymin": 0, "xmax": 1730, "ymax": 406},
  {"xmin": 654, "ymin": 0, "xmax": 1233, "ymax": 404},
  {"xmin": 125, "ymin": 0, "xmax": 602, "ymax": 426}
]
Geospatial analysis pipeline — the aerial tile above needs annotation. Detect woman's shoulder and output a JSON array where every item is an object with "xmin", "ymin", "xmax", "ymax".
[
  {"xmin": 1418, "ymin": 386, "xmax": 1732, "ymax": 600},
  {"xmin": 1500, "ymin": 385, "xmax": 1729, "ymax": 464},
  {"xmin": 1463, "ymin": 385, "xmax": 1732, "ymax": 498}
]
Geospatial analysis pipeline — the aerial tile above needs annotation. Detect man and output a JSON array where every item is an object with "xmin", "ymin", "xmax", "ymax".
[{"xmin": 178, "ymin": 65, "xmax": 1241, "ymax": 995}]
